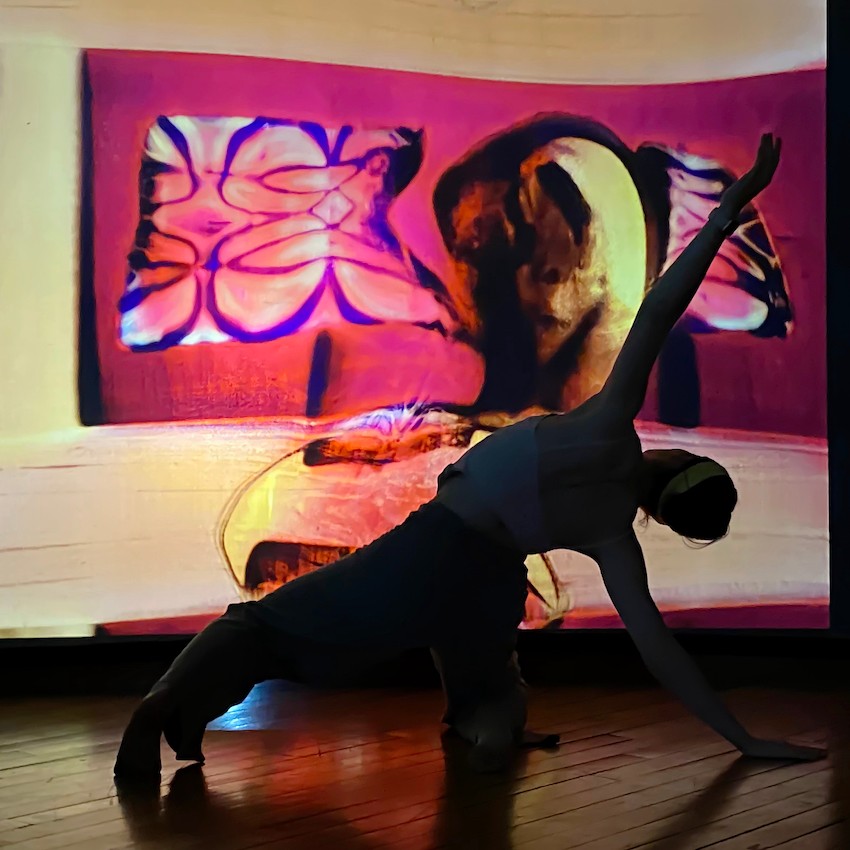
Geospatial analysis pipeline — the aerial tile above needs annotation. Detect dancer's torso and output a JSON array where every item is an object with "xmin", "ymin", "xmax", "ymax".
[{"xmin": 436, "ymin": 395, "xmax": 642, "ymax": 554}]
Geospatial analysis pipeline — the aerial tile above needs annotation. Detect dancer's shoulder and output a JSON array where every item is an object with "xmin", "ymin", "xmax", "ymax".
[{"xmin": 537, "ymin": 394, "xmax": 635, "ymax": 446}]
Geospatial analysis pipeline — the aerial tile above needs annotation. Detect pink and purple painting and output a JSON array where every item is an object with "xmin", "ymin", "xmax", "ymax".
[{"xmin": 77, "ymin": 50, "xmax": 826, "ymax": 633}]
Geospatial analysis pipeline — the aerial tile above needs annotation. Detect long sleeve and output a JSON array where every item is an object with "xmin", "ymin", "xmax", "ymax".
[
  {"xmin": 598, "ymin": 210, "xmax": 733, "ymax": 422},
  {"xmin": 591, "ymin": 532, "xmax": 751, "ymax": 749}
]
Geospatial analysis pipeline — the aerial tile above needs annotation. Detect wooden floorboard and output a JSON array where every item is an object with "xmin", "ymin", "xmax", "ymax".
[{"xmin": 0, "ymin": 684, "xmax": 847, "ymax": 850}]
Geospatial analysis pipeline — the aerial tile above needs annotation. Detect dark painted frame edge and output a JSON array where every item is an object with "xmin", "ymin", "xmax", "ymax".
[{"xmin": 77, "ymin": 50, "xmax": 105, "ymax": 425}]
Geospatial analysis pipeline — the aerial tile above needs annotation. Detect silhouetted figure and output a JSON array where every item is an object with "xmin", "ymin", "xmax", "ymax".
[{"xmin": 115, "ymin": 135, "xmax": 823, "ymax": 783}]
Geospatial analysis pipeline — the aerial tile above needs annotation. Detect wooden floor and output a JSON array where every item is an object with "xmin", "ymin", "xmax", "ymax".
[{"xmin": 0, "ymin": 682, "xmax": 848, "ymax": 850}]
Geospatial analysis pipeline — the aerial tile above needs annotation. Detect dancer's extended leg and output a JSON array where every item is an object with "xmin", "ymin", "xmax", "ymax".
[{"xmin": 115, "ymin": 602, "xmax": 279, "ymax": 779}]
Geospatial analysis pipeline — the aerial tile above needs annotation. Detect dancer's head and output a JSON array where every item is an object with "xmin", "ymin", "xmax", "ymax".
[{"xmin": 640, "ymin": 450, "xmax": 738, "ymax": 543}]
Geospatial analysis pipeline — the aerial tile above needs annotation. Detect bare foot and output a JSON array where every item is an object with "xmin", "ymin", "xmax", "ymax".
[{"xmin": 521, "ymin": 730, "xmax": 560, "ymax": 749}]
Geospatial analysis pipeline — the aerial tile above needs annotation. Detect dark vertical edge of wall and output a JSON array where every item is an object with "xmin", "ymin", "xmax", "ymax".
[{"xmin": 827, "ymin": 0, "xmax": 849, "ymax": 633}]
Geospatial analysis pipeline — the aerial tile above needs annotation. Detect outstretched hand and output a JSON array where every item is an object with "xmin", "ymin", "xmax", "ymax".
[
  {"xmin": 739, "ymin": 737, "xmax": 826, "ymax": 762},
  {"xmin": 721, "ymin": 133, "xmax": 782, "ymax": 214}
]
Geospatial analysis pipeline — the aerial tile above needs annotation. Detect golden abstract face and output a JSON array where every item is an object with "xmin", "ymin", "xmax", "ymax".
[
  {"xmin": 515, "ymin": 139, "xmax": 647, "ymax": 370},
  {"xmin": 435, "ymin": 126, "xmax": 653, "ymax": 412}
]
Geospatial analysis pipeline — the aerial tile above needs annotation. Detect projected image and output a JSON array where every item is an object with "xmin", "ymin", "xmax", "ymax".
[
  {"xmin": 121, "ymin": 121, "xmax": 446, "ymax": 349},
  {"xmin": 118, "ymin": 119, "xmax": 481, "ymax": 419},
  {"xmin": 112, "ymin": 112, "xmax": 790, "ymax": 425},
  {"xmin": 130, "ymin": 114, "xmax": 787, "ymax": 626},
  {"xmin": 0, "ymin": 49, "xmax": 826, "ymax": 638}
]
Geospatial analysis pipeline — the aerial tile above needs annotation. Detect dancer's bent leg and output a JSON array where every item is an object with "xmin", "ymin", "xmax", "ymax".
[{"xmin": 432, "ymin": 641, "xmax": 530, "ymax": 772}]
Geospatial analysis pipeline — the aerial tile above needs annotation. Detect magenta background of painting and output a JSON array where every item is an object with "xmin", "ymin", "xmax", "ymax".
[{"xmin": 85, "ymin": 50, "xmax": 826, "ymax": 437}]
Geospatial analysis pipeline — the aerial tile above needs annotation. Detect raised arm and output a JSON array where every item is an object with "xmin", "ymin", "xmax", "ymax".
[
  {"xmin": 592, "ymin": 532, "xmax": 824, "ymax": 761},
  {"xmin": 598, "ymin": 134, "xmax": 782, "ymax": 422}
]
